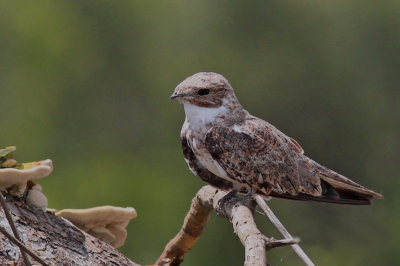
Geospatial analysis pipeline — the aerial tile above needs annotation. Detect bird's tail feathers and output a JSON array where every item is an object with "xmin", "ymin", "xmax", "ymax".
[
  {"xmin": 265, "ymin": 159, "xmax": 383, "ymax": 205},
  {"xmin": 267, "ymin": 183, "xmax": 373, "ymax": 205},
  {"xmin": 316, "ymin": 164, "xmax": 383, "ymax": 200}
]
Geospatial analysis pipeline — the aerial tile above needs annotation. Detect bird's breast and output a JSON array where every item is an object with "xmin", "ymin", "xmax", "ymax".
[{"xmin": 185, "ymin": 126, "xmax": 231, "ymax": 181}]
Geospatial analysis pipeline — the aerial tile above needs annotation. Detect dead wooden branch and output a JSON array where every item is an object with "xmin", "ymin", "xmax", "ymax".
[{"xmin": 156, "ymin": 186, "xmax": 298, "ymax": 266}]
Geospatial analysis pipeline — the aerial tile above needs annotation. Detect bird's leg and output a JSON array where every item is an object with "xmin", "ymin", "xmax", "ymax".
[
  {"xmin": 216, "ymin": 189, "xmax": 239, "ymax": 217},
  {"xmin": 217, "ymin": 190, "xmax": 237, "ymax": 207},
  {"xmin": 217, "ymin": 185, "xmax": 256, "ymax": 217},
  {"xmin": 245, "ymin": 186, "xmax": 255, "ymax": 198},
  {"xmin": 217, "ymin": 182, "xmax": 247, "ymax": 209},
  {"xmin": 242, "ymin": 186, "xmax": 257, "ymax": 210}
]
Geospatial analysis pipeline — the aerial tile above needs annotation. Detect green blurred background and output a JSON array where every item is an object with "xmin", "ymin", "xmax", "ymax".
[{"xmin": 0, "ymin": 1, "xmax": 399, "ymax": 265}]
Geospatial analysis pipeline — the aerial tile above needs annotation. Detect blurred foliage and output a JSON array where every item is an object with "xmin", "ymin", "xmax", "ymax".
[{"xmin": 0, "ymin": 1, "xmax": 399, "ymax": 265}]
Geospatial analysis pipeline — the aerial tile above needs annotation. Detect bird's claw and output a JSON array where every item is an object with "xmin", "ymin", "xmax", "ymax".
[{"xmin": 216, "ymin": 191, "xmax": 238, "ymax": 217}]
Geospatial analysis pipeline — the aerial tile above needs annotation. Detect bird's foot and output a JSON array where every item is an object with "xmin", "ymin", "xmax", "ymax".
[
  {"xmin": 216, "ymin": 190, "xmax": 256, "ymax": 218},
  {"xmin": 242, "ymin": 194, "xmax": 257, "ymax": 210},
  {"xmin": 242, "ymin": 187, "xmax": 257, "ymax": 209},
  {"xmin": 216, "ymin": 190, "xmax": 239, "ymax": 217}
]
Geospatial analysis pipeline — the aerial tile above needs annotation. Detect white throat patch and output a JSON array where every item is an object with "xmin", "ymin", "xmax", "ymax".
[{"xmin": 183, "ymin": 102, "xmax": 228, "ymax": 126}]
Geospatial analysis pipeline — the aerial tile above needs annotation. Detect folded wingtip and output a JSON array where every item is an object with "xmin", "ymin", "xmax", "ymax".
[{"xmin": 372, "ymin": 192, "xmax": 384, "ymax": 199}]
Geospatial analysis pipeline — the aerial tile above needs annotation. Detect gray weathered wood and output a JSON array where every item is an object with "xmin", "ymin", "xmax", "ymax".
[{"xmin": 0, "ymin": 194, "xmax": 140, "ymax": 266}]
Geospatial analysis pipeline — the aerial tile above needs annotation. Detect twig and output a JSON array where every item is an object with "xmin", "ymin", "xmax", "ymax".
[
  {"xmin": 0, "ymin": 192, "xmax": 31, "ymax": 265},
  {"xmin": 0, "ymin": 223, "xmax": 49, "ymax": 266},
  {"xmin": 264, "ymin": 237, "xmax": 299, "ymax": 250},
  {"xmin": 255, "ymin": 195, "xmax": 315, "ymax": 266},
  {"xmin": 156, "ymin": 186, "xmax": 296, "ymax": 266}
]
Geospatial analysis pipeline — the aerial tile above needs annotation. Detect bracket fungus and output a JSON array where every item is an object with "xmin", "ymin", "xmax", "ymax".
[
  {"xmin": 1, "ymin": 146, "xmax": 137, "ymax": 250},
  {"xmin": 0, "ymin": 146, "xmax": 53, "ymax": 198},
  {"xmin": 26, "ymin": 184, "xmax": 49, "ymax": 210},
  {"xmin": 55, "ymin": 206, "xmax": 137, "ymax": 248}
]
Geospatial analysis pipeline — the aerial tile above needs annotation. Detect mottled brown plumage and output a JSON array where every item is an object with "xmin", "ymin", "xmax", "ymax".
[{"xmin": 172, "ymin": 72, "xmax": 383, "ymax": 204}]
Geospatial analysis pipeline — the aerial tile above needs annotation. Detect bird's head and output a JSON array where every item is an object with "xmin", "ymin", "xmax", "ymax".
[{"xmin": 171, "ymin": 72, "xmax": 240, "ymax": 109}]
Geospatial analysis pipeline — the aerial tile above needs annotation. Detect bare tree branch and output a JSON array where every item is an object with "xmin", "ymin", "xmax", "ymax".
[{"xmin": 156, "ymin": 186, "xmax": 297, "ymax": 266}]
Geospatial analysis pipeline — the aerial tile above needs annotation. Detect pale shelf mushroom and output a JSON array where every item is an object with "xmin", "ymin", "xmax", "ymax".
[
  {"xmin": 55, "ymin": 206, "xmax": 137, "ymax": 248},
  {"xmin": 0, "ymin": 159, "xmax": 53, "ymax": 196},
  {"xmin": 26, "ymin": 184, "xmax": 48, "ymax": 211}
]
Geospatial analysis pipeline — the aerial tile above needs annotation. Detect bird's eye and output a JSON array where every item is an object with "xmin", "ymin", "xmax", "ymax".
[{"xmin": 197, "ymin": 89, "xmax": 210, "ymax": 96}]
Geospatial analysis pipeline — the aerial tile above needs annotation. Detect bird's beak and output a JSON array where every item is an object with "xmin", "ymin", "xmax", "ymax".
[{"xmin": 170, "ymin": 92, "xmax": 185, "ymax": 100}]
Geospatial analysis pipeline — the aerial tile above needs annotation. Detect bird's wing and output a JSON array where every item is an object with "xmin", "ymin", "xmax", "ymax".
[
  {"xmin": 205, "ymin": 118, "xmax": 321, "ymax": 197},
  {"xmin": 205, "ymin": 117, "xmax": 383, "ymax": 204}
]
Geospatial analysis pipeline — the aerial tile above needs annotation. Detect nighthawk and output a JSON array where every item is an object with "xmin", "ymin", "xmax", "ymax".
[{"xmin": 171, "ymin": 72, "xmax": 383, "ymax": 204}]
